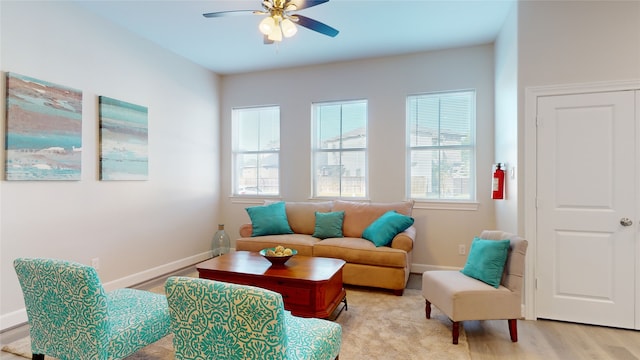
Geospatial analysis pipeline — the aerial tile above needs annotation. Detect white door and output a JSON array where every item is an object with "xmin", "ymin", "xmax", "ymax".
[{"xmin": 536, "ymin": 90, "xmax": 636, "ymax": 329}]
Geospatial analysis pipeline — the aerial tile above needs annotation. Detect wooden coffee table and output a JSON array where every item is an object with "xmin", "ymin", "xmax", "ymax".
[{"xmin": 196, "ymin": 251, "xmax": 347, "ymax": 319}]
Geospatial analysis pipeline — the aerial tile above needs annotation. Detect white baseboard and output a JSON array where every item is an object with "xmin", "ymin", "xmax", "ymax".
[
  {"xmin": 101, "ymin": 252, "xmax": 211, "ymax": 292},
  {"xmin": 0, "ymin": 309, "xmax": 27, "ymax": 333},
  {"xmin": 411, "ymin": 263, "xmax": 462, "ymax": 274},
  {"xmin": 0, "ymin": 251, "xmax": 212, "ymax": 332}
]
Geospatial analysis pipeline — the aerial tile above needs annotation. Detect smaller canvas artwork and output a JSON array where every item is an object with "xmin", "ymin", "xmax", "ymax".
[
  {"xmin": 5, "ymin": 73, "xmax": 83, "ymax": 180},
  {"xmin": 99, "ymin": 96, "xmax": 148, "ymax": 180}
]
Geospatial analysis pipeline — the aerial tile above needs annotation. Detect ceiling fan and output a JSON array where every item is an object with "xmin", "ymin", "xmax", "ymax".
[{"xmin": 203, "ymin": 0, "xmax": 339, "ymax": 43}]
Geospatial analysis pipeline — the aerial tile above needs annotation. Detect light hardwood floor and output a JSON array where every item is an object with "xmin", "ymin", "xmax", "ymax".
[
  {"xmin": 465, "ymin": 317, "xmax": 640, "ymax": 359},
  {"xmin": 415, "ymin": 273, "xmax": 639, "ymax": 359},
  {"xmin": 3, "ymin": 272, "xmax": 639, "ymax": 359}
]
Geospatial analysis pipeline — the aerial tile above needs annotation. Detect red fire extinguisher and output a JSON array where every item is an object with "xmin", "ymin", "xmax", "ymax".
[{"xmin": 492, "ymin": 163, "xmax": 505, "ymax": 200}]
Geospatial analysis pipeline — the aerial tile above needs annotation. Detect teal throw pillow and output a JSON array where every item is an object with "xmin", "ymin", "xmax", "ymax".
[
  {"xmin": 362, "ymin": 210, "xmax": 414, "ymax": 247},
  {"xmin": 245, "ymin": 202, "xmax": 294, "ymax": 237},
  {"xmin": 460, "ymin": 237, "xmax": 511, "ymax": 288},
  {"xmin": 312, "ymin": 211, "xmax": 345, "ymax": 239}
]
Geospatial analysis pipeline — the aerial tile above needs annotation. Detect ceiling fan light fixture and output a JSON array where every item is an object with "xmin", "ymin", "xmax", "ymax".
[
  {"xmin": 281, "ymin": 18, "xmax": 297, "ymax": 37},
  {"xmin": 204, "ymin": 0, "xmax": 338, "ymax": 44},
  {"xmin": 267, "ymin": 25, "xmax": 283, "ymax": 41},
  {"xmin": 259, "ymin": 16, "xmax": 276, "ymax": 35}
]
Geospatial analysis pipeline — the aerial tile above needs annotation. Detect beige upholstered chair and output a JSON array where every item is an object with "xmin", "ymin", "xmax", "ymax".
[{"xmin": 422, "ymin": 230, "xmax": 528, "ymax": 344}]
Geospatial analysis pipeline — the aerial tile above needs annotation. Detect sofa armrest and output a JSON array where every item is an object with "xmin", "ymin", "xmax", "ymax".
[
  {"xmin": 239, "ymin": 224, "xmax": 253, "ymax": 238},
  {"xmin": 390, "ymin": 226, "xmax": 415, "ymax": 253}
]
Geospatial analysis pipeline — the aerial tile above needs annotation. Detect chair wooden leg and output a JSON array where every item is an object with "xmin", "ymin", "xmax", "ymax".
[
  {"xmin": 508, "ymin": 319, "xmax": 518, "ymax": 342},
  {"xmin": 424, "ymin": 300, "xmax": 460, "ymax": 345},
  {"xmin": 32, "ymin": 354, "xmax": 44, "ymax": 360},
  {"xmin": 425, "ymin": 300, "xmax": 432, "ymax": 319},
  {"xmin": 452, "ymin": 321, "xmax": 460, "ymax": 344}
]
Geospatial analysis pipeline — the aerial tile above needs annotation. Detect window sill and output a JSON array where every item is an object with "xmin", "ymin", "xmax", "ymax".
[
  {"xmin": 309, "ymin": 197, "xmax": 371, "ymax": 202},
  {"xmin": 412, "ymin": 200, "xmax": 479, "ymax": 211},
  {"xmin": 229, "ymin": 196, "xmax": 281, "ymax": 205}
]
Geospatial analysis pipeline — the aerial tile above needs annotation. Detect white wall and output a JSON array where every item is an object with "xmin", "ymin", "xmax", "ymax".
[
  {"xmin": 493, "ymin": 0, "xmax": 640, "ymax": 240},
  {"xmin": 519, "ymin": 0, "xmax": 640, "ymax": 246},
  {"xmin": 494, "ymin": 1, "xmax": 519, "ymax": 234},
  {"xmin": 517, "ymin": 0, "xmax": 640, "ymax": 318},
  {"xmin": 0, "ymin": 1, "xmax": 221, "ymax": 330},
  {"xmin": 220, "ymin": 45, "xmax": 497, "ymax": 271},
  {"xmin": 519, "ymin": 0, "xmax": 640, "ymax": 89}
]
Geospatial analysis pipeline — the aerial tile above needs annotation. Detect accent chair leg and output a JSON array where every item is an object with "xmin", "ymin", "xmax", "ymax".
[
  {"xmin": 32, "ymin": 354, "xmax": 44, "ymax": 360},
  {"xmin": 508, "ymin": 319, "xmax": 518, "ymax": 342},
  {"xmin": 425, "ymin": 300, "xmax": 432, "ymax": 319},
  {"xmin": 452, "ymin": 321, "xmax": 460, "ymax": 344}
]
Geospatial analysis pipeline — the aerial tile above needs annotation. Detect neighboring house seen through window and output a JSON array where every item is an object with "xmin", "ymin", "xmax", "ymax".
[
  {"xmin": 232, "ymin": 106, "xmax": 280, "ymax": 196},
  {"xmin": 312, "ymin": 100, "xmax": 368, "ymax": 198},
  {"xmin": 407, "ymin": 90, "xmax": 476, "ymax": 201}
]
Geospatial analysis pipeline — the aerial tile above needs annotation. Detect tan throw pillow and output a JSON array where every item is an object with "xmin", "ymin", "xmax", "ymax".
[
  {"xmin": 332, "ymin": 200, "xmax": 414, "ymax": 238},
  {"xmin": 265, "ymin": 201, "xmax": 333, "ymax": 235}
]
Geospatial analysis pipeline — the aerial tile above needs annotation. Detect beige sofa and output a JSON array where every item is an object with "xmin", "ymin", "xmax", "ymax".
[{"xmin": 236, "ymin": 200, "xmax": 416, "ymax": 295}]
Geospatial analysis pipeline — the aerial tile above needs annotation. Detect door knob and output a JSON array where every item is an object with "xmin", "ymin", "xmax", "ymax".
[{"xmin": 620, "ymin": 218, "xmax": 633, "ymax": 226}]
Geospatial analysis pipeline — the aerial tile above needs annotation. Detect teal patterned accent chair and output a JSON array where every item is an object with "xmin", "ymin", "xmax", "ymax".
[
  {"xmin": 165, "ymin": 276, "xmax": 342, "ymax": 360},
  {"xmin": 13, "ymin": 258, "xmax": 171, "ymax": 360}
]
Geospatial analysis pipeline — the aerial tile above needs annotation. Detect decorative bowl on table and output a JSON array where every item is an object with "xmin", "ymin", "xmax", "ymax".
[{"xmin": 259, "ymin": 246, "xmax": 298, "ymax": 266}]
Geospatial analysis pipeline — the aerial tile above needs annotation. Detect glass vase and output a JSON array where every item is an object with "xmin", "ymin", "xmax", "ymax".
[{"xmin": 212, "ymin": 224, "xmax": 230, "ymax": 257}]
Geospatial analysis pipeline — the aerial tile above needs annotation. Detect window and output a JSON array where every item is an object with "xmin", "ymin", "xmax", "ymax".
[
  {"xmin": 407, "ymin": 90, "xmax": 475, "ymax": 201},
  {"xmin": 312, "ymin": 100, "xmax": 367, "ymax": 198},
  {"xmin": 232, "ymin": 106, "xmax": 280, "ymax": 196}
]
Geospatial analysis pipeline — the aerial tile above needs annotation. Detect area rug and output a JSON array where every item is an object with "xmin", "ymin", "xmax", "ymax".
[{"xmin": 2, "ymin": 288, "xmax": 469, "ymax": 360}]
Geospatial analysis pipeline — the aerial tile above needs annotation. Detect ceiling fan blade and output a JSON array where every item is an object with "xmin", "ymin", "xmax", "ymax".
[
  {"xmin": 287, "ymin": 0, "xmax": 330, "ymax": 10},
  {"xmin": 203, "ymin": 10, "xmax": 259, "ymax": 18},
  {"xmin": 294, "ymin": 14, "xmax": 339, "ymax": 37}
]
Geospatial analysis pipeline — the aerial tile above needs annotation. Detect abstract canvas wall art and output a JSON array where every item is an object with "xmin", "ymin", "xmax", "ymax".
[
  {"xmin": 99, "ymin": 96, "xmax": 148, "ymax": 180},
  {"xmin": 5, "ymin": 73, "xmax": 83, "ymax": 180}
]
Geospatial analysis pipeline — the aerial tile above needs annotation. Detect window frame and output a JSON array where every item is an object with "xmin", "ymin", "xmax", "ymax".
[
  {"xmin": 311, "ymin": 99, "xmax": 369, "ymax": 199},
  {"xmin": 405, "ymin": 89, "xmax": 477, "ymax": 204},
  {"xmin": 231, "ymin": 105, "xmax": 281, "ymax": 198}
]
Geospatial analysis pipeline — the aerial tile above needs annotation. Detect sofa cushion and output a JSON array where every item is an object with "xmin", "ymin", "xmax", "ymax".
[
  {"xmin": 265, "ymin": 201, "xmax": 333, "ymax": 235},
  {"xmin": 362, "ymin": 210, "xmax": 414, "ymax": 247},
  {"xmin": 332, "ymin": 200, "xmax": 414, "ymax": 238},
  {"xmin": 312, "ymin": 211, "xmax": 344, "ymax": 239},
  {"xmin": 460, "ymin": 237, "xmax": 511, "ymax": 288},
  {"xmin": 313, "ymin": 237, "xmax": 407, "ymax": 268},
  {"xmin": 235, "ymin": 234, "xmax": 319, "ymax": 256},
  {"xmin": 422, "ymin": 270, "xmax": 521, "ymax": 321},
  {"xmin": 246, "ymin": 201, "xmax": 294, "ymax": 236}
]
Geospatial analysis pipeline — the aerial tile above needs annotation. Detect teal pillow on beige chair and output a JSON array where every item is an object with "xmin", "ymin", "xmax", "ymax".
[
  {"xmin": 165, "ymin": 276, "xmax": 342, "ymax": 360},
  {"xmin": 421, "ymin": 231, "xmax": 528, "ymax": 344},
  {"xmin": 13, "ymin": 257, "xmax": 171, "ymax": 360}
]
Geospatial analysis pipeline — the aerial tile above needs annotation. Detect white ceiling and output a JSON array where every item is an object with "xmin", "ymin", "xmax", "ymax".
[{"xmin": 74, "ymin": 0, "xmax": 514, "ymax": 75}]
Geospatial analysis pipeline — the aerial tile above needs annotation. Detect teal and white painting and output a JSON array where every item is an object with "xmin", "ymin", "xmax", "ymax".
[
  {"xmin": 5, "ymin": 73, "xmax": 82, "ymax": 180},
  {"xmin": 99, "ymin": 96, "xmax": 148, "ymax": 180}
]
